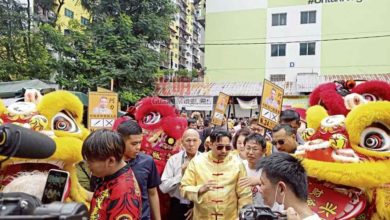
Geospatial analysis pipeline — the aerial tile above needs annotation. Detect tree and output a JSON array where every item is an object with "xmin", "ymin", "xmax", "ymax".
[
  {"xmin": 0, "ymin": 0, "xmax": 55, "ymax": 81},
  {"xmin": 81, "ymin": 0, "xmax": 175, "ymax": 43},
  {"xmin": 46, "ymin": 0, "xmax": 175, "ymax": 104}
]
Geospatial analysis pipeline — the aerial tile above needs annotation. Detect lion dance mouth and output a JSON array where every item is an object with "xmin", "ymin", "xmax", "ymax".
[
  {"xmin": 0, "ymin": 91, "xmax": 90, "ymax": 205},
  {"xmin": 298, "ymin": 100, "xmax": 390, "ymax": 219}
]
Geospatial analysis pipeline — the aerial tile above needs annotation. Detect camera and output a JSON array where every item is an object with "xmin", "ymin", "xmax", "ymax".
[
  {"xmin": 239, "ymin": 205, "xmax": 287, "ymax": 220},
  {"xmin": 0, "ymin": 192, "xmax": 88, "ymax": 219}
]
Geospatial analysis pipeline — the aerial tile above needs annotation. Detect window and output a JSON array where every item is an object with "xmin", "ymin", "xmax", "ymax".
[
  {"xmin": 64, "ymin": 29, "xmax": 71, "ymax": 35},
  {"xmin": 300, "ymin": 42, "xmax": 316, "ymax": 55},
  {"xmin": 270, "ymin": 74, "xmax": 286, "ymax": 82},
  {"xmin": 272, "ymin": 13, "xmax": 287, "ymax": 26},
  {"xmin": 271, "ymin": 44, "xmax": 286, "ymax": 57},
  {"xmin": 81, "ymin": 17, "xmax": 89, "ymax": 25},
  {"xmin": 64, "ymin": 8, "xmax": 74, "ymax": 19},
  {"xmin": 301, "ymin": 11, "xmax": 316, "ymax": 24}
]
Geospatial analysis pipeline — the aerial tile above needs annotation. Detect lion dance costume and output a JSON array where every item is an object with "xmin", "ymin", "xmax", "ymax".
[
  {"xmin": 0, "ymin": 90, "xmax": 90, "ymax": 205},
  {"xmin": 296, "ymin": 80, "xmax": 390, "ymax": 219},
  {"xmin": 134, "ymin": 97, "xmax": 187, "ymax": 220}
]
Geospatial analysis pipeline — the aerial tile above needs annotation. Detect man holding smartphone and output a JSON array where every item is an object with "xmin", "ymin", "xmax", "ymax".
[
  {"xmin": 41, "ymin": 170, "xmax": 69, "ymax": 204},
  {"xmin": 82, "ymin": 129, "xmax": 142, "ymax": 220}
]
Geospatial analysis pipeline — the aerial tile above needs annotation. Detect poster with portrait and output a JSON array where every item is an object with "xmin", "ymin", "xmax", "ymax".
[
  {"xmin": 88, "ymin": 92, "xmax": 118, "ymax": 130},
  {"xmin": 211, "ymin": 92, "xmax": 230, "ymax": 126},
  {"xmin": 259, "ymin": 80, "xmax": 284, "ymax": 130}
]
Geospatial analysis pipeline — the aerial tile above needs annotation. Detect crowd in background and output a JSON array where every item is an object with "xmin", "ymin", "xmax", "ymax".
[
  {"xmin": 82, "ymin": 107, "xmax": 320, "ymax": 220},
  {"xmin": 182, "ymin": 108, "xmax": 305, "ymax": 155}
]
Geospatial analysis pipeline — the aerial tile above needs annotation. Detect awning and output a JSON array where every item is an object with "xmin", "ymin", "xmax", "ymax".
[
  {"xmin": 237, "ymin": 97, "xmax": 258, "ymax": 109},
  {"xmin": 0, "ymin": 79, "xmax": 58, "ymax": 98},
  {"xmin": 155, "ymin": 82, "xmax": 263, "ymax": 97}
]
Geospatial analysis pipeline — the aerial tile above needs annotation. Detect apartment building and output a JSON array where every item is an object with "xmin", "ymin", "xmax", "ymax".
[
  {"xmin": 204, "ymin": 0, "xmax": 390, "ymax": 92},
  {"xmin": 162, "ymin": 0, "xmax": 205, "ymax": 72}
]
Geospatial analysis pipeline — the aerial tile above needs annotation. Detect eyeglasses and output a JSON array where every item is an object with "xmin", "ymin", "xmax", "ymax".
[
  {"xmin": 245, "ymin": 147, "xmax": 260, "ymax": 152},
  {"xmin": 272, "ymin": 140, "xmax": 285, "ymax": 145},
  {"xmin": 250, "ymin": 127, "xmax": 263, "ymax": 132},
  {"xmin": 216, "ymin": 144, "xmax": 232, "ymax": 151}
]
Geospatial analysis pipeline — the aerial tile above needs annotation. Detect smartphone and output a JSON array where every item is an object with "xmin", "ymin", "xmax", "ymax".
[{"xmin": 41, "ymin": 169, "xmax": 70, "ymax": 204}]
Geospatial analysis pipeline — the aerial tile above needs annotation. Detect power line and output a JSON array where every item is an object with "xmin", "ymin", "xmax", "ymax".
[
  {"xmin": 176, "ymin": 34, "xmax": 390, "ymax": 46},
  {"xmin": 206, "ymin": 64, "xmax": 390, "ymax": 71},
  {"xmin": 203, "ymin": 30, "xmax": 390, "ymax": 42}
]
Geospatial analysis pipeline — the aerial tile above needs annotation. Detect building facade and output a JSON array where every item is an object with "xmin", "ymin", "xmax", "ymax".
[
  {"xmin": 162, "ymin": 0, "xmax": 205, "ymax": 72},
  {"xmin": 33, "ymin": 0, "xmax": 90, "ymax": 33},
  {"xmin": 204, "ymin": 0, "xmax": 390, "ymax": 88},
  {"xmin": 55, "ymin": 1, "xmax": 90, "ymax": 34}
]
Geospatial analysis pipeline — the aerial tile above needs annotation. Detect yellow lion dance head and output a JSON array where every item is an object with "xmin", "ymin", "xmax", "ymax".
[
  {"xmin": 298, "ymin": 100, "xmax": 390, "ymax": 220},
  {"xmin": 0, "ymin": 90, "xmax": 90, "ymax": 205}
]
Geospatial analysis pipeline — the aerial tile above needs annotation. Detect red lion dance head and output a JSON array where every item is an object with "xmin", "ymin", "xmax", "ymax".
[
  {"xmin": 309, "ymin": 80, "xmax": 390, "ymax": 116},
  {"xmin": 134, "ymin": 97, "xmax": 187, "ymax": 174}
]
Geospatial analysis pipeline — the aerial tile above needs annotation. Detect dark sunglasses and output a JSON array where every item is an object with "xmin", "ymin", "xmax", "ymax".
[
  {"xmin": 271, "ymin": 140, "xmax": 285, "ymax": 145},
  {"xmin": 216, "ymin": 144, "xmax": 232, "ymax": 151}
]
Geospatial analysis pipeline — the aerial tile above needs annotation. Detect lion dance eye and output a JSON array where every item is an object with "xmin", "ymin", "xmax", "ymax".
[
  {"xmin": 361, "ymin": 93, "xmax": 378, "ymax": 102},
  {"xmin": 364, "ymin": 134, "xmax": 383, "ymax": 149},
  {"xmin": 55, "ymin": 118, "xmax": 71, "ymax": 131},
  {"xmin": 52, "ymin": 112, "xmax": 79, "ymax": 133},
  {"xmin": 360, "ymin": 126, "xmax": 390, "ymax": 152},
  {"xmin": 143, "ymin": 112, "xmax": 161, "ymax": 125}
]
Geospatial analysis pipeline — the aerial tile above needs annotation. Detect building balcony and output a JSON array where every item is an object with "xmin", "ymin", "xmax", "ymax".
[
  {"xmin": 184, "ymin": 28, "xmax": 191, "ymax": 35},
  {"xmin": 178, "ymin": 58, "xmax": 187, "ymax": 68},
  {"xmin": 192, "ymin": 35, "xmax": 200, "ymax": 43},
  {"xmin": 179, "ymin": 34, "xmax": 187, "ymax": 42},
  {"xmin": 180, "ymin": 43, "xmax": 191, "ymax": 51},
  {"xmin": 160, "ymin": 60, "xmax": 171, "ymax": 69},
  {"xmin": 193, "ymin": 31, "xmax": 199, "ymax": 37},
  {"xmin": 193, "ymin": 55, "xmax": 199, "ymax": 63},
  {"xmin": 199, "ymin": 44, "xmax": 205, "ymax": 52},
  {"xmin": 179, "ymin": 14, "xmax": 187, "ymax": 23},
  {"xmin": 179, "ymin": 24, "xmax": 186, "ymax": 31},
  {"xmin": 178, "ymin": 2, "xmax": 185, "ymax": 11},
  {"xmin": 169, "ymin": 24, "xmax": 178, "ymax": 33},
  {"xmin": 179, "ymin": 50, "xmax": 188, "ymax": 59},
  {"xmin": 196, "ymin": 9, "xmax": 205, "ymax": 27}
]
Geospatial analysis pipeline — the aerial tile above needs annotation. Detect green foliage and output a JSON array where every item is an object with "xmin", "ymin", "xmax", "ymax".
[
  {"xmin": 81, "ymin": 0, "xmax": 175, "ymax": 42},
  {"xmin": 191, "ymin": 69, "xmax": 198, "ymax": 78},
  {"xmin": 176, "ymin": 68, "xmax": 190, "ymax": 77},
  {"xmin": 48, "ymin": 0, "xmax": 175, "ymax": 105},
  {"xmin": 0, "ymin": 0, "xmax": 55, "ymax": 81},
  {"xmin": 1, "ymin": 0, "xmax": 174, "ymax": 107}
]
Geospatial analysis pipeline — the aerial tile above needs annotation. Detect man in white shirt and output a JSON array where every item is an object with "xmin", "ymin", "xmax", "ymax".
[
  {"xmin": 239, "ymin": 133, "xmax": 266, "ymax": 206},
  {"xmin": 93, "ymin": 96, "xmax": 112, "ymax": 114},
  {"xmin": 159, "ymin": 129, "xmax": 201, "ymax": 220}
]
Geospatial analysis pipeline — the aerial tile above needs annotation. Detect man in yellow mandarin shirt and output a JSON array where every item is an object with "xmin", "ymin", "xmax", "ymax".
[{"xmin": 180, "ymin": 129, "xmax": 252, "ymax": 220}]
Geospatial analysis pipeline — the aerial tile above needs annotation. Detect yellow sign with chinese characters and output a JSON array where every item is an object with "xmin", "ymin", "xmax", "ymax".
[
  {"xmin": 211, "ymin": 92, "xmax": 230, "ymax": 126},
  {"xmin": 259, "ymin": 80, "xmax": 284, "ymax": 130},
  {"xmin": 88, "ymin": 92, "xmax": 118, "ymax": 130}
]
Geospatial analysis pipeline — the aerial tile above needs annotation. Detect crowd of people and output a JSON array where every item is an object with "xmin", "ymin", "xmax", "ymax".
[{"xmin": 82, "ymin": 108, "xmax": 321, "ymax": 220}]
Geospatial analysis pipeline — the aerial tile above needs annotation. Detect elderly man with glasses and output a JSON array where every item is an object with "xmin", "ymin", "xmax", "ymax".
[{"xmin": 180, "ymin": 130, "xmax": 252, "ymax": 220}]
